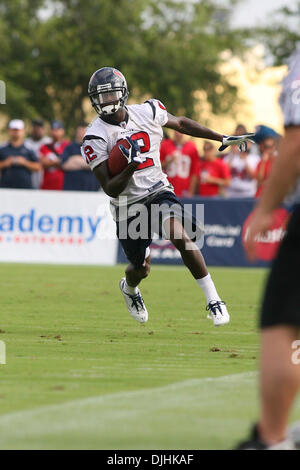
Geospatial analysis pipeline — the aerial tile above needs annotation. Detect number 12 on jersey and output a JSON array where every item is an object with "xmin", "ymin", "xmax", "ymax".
[
  {"xmin": 83, "ymin": 131, "xmax": 154, "ymax": 170},
  {"xmin": 83, "ymin": 145, "xmax": 97, "ymax": 163},
  {"xmin": 130, "ymin": 131, "xmax": 154, "ymax": 170}
]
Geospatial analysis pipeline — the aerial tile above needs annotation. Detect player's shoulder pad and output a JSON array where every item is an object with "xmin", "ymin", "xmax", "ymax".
[
  {"xmin": 82, "ymin": 118, "xmax": 107, "ymax": 144},
  {"xmin": 143, "ymin": 98, "xmax": 167, "ymax": 121}
]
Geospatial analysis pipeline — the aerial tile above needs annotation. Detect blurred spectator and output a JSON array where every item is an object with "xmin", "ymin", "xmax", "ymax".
[
  {"xmin": 235, "ymin": 123, "xmax": 247, "ymax": 136},
  {"xmin": 40, "ymin": 120, "xmax": 70, "ymax": 190},
  {"xmin": 0, "ymin": 119, "xmax": 41, "ymax": 189},
  {"xmin": 253, "ymin": 124, "xmax": 281, "ymax": 145},
  {"xmin": 223, "ymin": 124, "xmax": 260, "ymax": 198},
  {"xmin": 25, "ymin": 119, "xmax": 51, "ymax": 155},
  {"xmin": 62, "ymin": 123, "xmax": 99, "ymax": 191},
  {"xmin": 160, "ymin": 131, "xmax": 199, "ymax": 196},
  {"xmin": 24, "ymin": 118, "xmax": 51, "ymax": 189},
  {"xmin": 224, "ymin": 149, "xmax": 260, "ymax": 198},
  {"xmin": 255, "ymin": 137, "xmax": 277, "ymax": 198},
  {"xmin": 197, "ymin": 141, "xmax": 231, "ymax": 197}
]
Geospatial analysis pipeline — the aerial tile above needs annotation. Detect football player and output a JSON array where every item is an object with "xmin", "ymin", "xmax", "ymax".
[
  {"xmin": 81, "ymin": 67, "xmax": 254, "ymax": 326},
  {"xmin": 237, "ymin": 49, "xmax": 300, "ymax": 449}
]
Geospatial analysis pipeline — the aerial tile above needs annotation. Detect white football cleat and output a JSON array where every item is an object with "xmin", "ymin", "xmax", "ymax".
[
  {"xmin": 288, "ymin": 421, "xmax": 300, "ymax": 449},
  {"xmin": 119, "ymin": 278, "xmax": 148, "ymax": 323},
  {"xmin": 206, "ymin": 300, "xmax": 230, "ymax": 326}
]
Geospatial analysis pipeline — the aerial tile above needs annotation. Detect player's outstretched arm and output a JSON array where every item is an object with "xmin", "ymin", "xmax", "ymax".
[
  {"xmin": 165, "ymin": 113, "xmax": 223, "ymax": 143},
  {"xmin": 93, "ymin": 159, "xmax": 139, "ymax": 198},
  {"xmin": 165, "ymin": 113, "xmax": 255, "ymax": 151}
]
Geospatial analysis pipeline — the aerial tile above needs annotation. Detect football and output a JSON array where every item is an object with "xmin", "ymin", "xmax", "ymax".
[{"xmin": 108, "ymin": 138, "xmax": 130, "ymax": 176}]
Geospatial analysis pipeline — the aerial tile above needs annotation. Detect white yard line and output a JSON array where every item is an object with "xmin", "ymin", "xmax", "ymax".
[
  {"xmin": 1, "ymin": 370, "xmax": 299, "ymax": 449},
  {"xmin": 0, "ymin": 371, "xmax": 256, "ymax": 425}
]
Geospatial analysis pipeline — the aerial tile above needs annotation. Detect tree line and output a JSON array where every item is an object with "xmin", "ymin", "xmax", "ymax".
[{"xmin": 0, "ymin": 0, "xmax": 297, "ymax": 132}]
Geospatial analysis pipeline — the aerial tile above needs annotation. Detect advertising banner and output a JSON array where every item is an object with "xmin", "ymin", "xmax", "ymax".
[
  {"xmin": 0, "ymin": 189, "xmax": 118, "ymax": 265},
  {"xmin": 117, "ymin": 197, "xmax": 289, "ymax": 268}
]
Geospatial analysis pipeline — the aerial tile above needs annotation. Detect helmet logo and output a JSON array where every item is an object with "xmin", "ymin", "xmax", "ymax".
[{"xmin": 113, "ymin": 69, "xmax": 124, "ymax": 79}]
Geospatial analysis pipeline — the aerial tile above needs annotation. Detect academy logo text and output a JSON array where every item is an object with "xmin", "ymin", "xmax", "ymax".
[{"xmin": 0, "ymin": 209, "xmax": 103, "ymax": 244}]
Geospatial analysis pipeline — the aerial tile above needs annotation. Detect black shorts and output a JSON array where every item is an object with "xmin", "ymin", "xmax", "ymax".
[
  {"xmin": 116, "ymin": 190, "xmax": 203, "ymax": 269},
  {"xmin": 261, "ymin": 206, "xmax": 300, "ymax": 328}
]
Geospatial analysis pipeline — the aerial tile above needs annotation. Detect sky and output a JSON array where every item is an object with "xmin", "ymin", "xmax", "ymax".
[
  {"xmin": 231, "ymin": 0, "xmax": 298, "ymax": 28},
  {"xmin": 40, "ymin": 1, "xmax": 299, "ymax": 29}
]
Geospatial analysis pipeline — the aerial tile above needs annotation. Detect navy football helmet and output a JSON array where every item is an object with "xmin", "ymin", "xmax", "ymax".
[{"xmin": 88, "ymin": 67, "xmax": 129, "ymax": 117}]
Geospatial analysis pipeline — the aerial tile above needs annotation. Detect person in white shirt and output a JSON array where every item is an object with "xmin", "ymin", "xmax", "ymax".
[
  {"xmin": 24, "ymin": 119, "xmax": 51, "ymax": 189},
  {"xmin": 222, "ymin": 124, "xmax": 259, "ymax": 198},
  {"xmin": 224, "ymin": 148, "xmax": 260, "ymax": 198}
]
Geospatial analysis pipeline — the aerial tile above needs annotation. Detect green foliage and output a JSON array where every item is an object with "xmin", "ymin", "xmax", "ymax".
[
  {"xmin": 0, "ymin": 0, "xmax": 247, "ymax": 132},
  {"xmin": 252, "ymin": 2, "xmax": 300, "ymax": 65},
  {"xmin": 0, "ymin": 0, "xmax": 44, "ymax": 118}
]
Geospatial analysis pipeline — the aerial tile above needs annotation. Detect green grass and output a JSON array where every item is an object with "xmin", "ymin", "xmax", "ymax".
[{"xmin": 0, "ymin": 263, "xmax": 299, "ymax": 449}]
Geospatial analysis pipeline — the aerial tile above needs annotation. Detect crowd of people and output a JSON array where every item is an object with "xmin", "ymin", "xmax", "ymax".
[
  {"xmin": 161, "ymin": 124, "xmax": 280, "ymax": 199},
  {"xmin": 0, "ymin": 119, "xmax": 99, "ymax": 191},
  {"xmin": 0, "ymin": 118, "xmax": 279, "ymax": 198}
]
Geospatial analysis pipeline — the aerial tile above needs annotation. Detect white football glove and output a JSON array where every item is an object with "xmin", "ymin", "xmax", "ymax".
[
  {"xmin": 119, "ymin": 136, "xmax": 143, "ymax": 165},
  {"xmin": 218, "ymin": 133, "xmax": 256, "ymax": 152}
]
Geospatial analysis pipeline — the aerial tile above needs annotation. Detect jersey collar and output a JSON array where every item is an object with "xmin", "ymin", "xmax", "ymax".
[{"xmin": 119, "ymin": 107, "xmax": 129, "ymax": 128}]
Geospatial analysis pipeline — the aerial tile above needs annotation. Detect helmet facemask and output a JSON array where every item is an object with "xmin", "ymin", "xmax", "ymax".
[{"xmin": 89, "ymin": 83, "xmax": 128, "ymax": 117}]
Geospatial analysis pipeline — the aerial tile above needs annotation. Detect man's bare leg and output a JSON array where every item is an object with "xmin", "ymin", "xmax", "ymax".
[
  {"xmin": 166, "ymin": 217, "xmax": 229, "ymax": 325},
  {"xmin": 259, "ymin": 325, "xmax": 300, "ymax": 445},
  {"xmin": 125, "ymin": 255, "xmax": 151, "ymax": 287},
  {"xmin": 166, "ymin": 217, "xmax": 207, "ymax": 278}
]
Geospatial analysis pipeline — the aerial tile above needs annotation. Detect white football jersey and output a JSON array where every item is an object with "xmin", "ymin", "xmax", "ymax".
[
  {"xmin": 279, "ymin": 50, "xmax": 300, "ymax": 204},
  {"xmin": 81, "ymin": 99, "xmax": 173, "ymax": 207},
  {"xmin": 280, "ymin": 49, "xmax": 300, "ymax": 127}
]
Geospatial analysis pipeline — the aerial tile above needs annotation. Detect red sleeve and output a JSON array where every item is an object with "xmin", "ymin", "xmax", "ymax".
[
  {"xmin": 255, "ymin": 160, "xmax": 262, "ymax": 178},
  {"xmin": 198, "ymin": 159, "xmax": 204, "ymax": 174},
  {"xmin": 189, "ymin": 144, "xmax": 201, "ymax": 176},
  {"xmin": 39, "ymin": 144, "xmax": 48, "ymax": 156},
  {"xmin": 255, "ymin": 159, "xmax": 274, "ymax": 181},
  {"xmin": 219, "ymin": 160, "xmax": 231, "ymax": 179},
  {"xmin": 160, "ymin": 139, "xmax": 174, "ymax": 162},
  {"xmin": 60, "ymin": 140, "xmax": 71, "ymax": 154},
  {"xmin": 160, "ymin": 139, "xmax": 169, "ymax": 162}
]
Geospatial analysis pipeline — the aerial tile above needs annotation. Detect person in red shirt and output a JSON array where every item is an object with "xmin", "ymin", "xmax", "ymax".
[
  {"xmin": 255, "ymin": 137, "xmax": 277, "ymax": 198},
  {"xmin": 40, "ymin": 120, "xmax": 70, "ymax": 190},
  {"xmin": 160, "ymin": 131, "xmax": 200, "ymax": 196},
  {"xmin": 198, "ymin": 141, "xmax": 231, "ymax": 196}
]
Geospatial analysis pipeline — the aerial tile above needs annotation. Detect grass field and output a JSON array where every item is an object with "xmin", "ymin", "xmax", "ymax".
[{"xmin": 0, "ymin": 263, "xmax": 299, "ymax": 450}]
